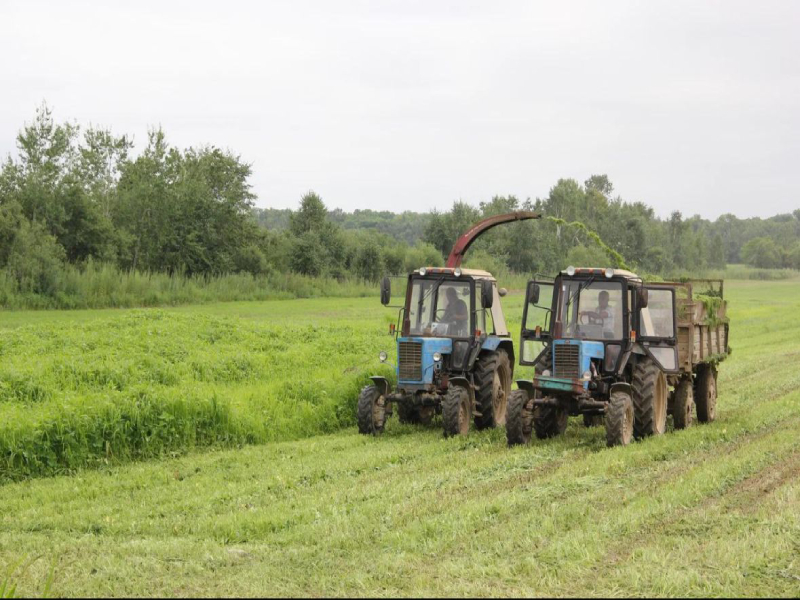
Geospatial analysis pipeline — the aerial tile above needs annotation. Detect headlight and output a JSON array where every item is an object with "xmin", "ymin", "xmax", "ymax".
[
  {"xmin": 604, "ymin": 267, "xmax": 614, "ymax": 279},
  {"xmin": 379, "ymin": 351, "xmax": 388, "ymax": 363},
  {"xmin": 454, "ymin": 267, "xmax": 462, "ymax": 277},
  {"xmin": 566, "ymin": 265, "xmax": 576, "ymax": 276},
  {"xmin": 419, "ymin": 267, "xmax": 427, "ymax": 276},
  {"xmin": 542, "ymin": 369, "xmax": 551, "ymax": 377},
  {"xmin": 433, "ymin": 352, "xmax": 442, "ymax": 362},
  {"xmin": 583, "ymin": 370, "xmax": 592, "ymax": 380}
]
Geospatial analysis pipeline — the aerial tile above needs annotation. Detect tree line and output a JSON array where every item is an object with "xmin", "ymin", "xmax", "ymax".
[{"xmin": 0, "ymin": 106, "xmax": 798, "ymax": 305}]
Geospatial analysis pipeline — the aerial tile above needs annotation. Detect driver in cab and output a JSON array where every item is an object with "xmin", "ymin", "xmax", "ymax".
[
  {"xmin": 580, "ymin": 290, "xmax": 615, "ymax": 335},
  {"xmin": 440, "ymin": 287, "xmax": 469, "ymax": 336}
]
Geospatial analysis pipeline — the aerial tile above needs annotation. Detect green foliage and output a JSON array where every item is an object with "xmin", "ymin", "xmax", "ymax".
[{"xmin": 741, "ymin": 236, "xmax": 782, "ymax": 268}]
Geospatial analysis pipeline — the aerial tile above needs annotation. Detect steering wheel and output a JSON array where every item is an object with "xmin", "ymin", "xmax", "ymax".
[
  {"xmin": 580, "ymin": 312, "xmax": 604, "ymax": 326},
  {"xmin": 435, "ymin": 308, "xmax": 447, "ymax": 321}
]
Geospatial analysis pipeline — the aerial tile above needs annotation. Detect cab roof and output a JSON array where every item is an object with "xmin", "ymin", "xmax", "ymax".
[
  {"xmin": 560, "ymin": 267, "xmax": 640, "ymax": 279},
  {"xmin": 416, "ymin": 267, "xmax": 495, "ymax": 280}
]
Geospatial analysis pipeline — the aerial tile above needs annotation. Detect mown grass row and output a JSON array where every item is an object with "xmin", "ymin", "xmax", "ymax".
[{"xmin": 0, "ymin": 306, "xmax": 395, "ymax": 481}]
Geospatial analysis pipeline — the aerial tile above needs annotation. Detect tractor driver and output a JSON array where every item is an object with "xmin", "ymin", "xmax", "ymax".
[
  {"xmin": 580, "ymin": 290, "xmax": 616, "ymax": 335},
  {"xmin": 440, "ymin": 286, "xmax": 469, "ymax": 336}
]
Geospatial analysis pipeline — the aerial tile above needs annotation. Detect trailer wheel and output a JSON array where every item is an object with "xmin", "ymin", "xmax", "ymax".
[
  {"xmin": 357, "ymin": 385, "xmax": 386, "ymax": 435},
  {"xmin": 583, "ymin": 414, "xmax": 604, "ymax": 428},
  {"xmin": 632, "ymin": 358, "xmax": 668, "ymax": 439},
  {"xmin": 605, "ymin": 390, "xmax": 634, "ymax": 447},
  {"xmin": 695, "ymin": 364, "xmax": 717, "ymax": 423},
  {"xmin": 442, "ymin": 386, "xmax": 471, "ymax": 437},
  {"xmin": 398, "ymin": 403, "xmax": 434, "ymax": 426},
  {"xmin": 533, "ymin": 401, "xmax": 568, "ymax": 439},
  {"xmin": 672, "ymin": 377, "xmax": 694, "ymax": 430},
  {"xmin": 474, "ymin": 350, "xmax": 512, "ymax": 430},
  {"xmin": 506, "ymin": 389, "xmax": 534, "ymax": 446}
]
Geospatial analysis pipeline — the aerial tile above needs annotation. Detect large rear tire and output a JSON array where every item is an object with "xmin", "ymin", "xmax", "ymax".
[
  {"xmin": 506, "ymin": 389, "xmax": 534, "ymax": 446},
  {"xmin": 695, "ymin": 364, "xmax": 718, "ymax": 423},
  {"xmin": 672, "ymin": 377, "xmax": 694, "ymax": 430},
  {"xmin": 533, "ymin": 400, "xmax": 568, "ymax": 439},
  {"xmin": 605, "ymin": 390, "xmax": 634, "ymax": 447},
  {"xmin": 632, "ymin": 358, "xmax": 668, "ymax": 439},
  {"xmin": 357, "ymin": 385, "xmax": 386, "ymax": 435},
  {"xmin": 442, "ymin": 386, "xmax": 471, "ymax": 437},
  {"xmin": 473, "ymin": 350, "xmax": 512, "ymax": 430}
]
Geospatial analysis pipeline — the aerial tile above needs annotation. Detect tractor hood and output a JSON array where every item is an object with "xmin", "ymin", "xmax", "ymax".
[{"xmin": 396, "ymin": 337, "xmax": 452, "ymax": 384}]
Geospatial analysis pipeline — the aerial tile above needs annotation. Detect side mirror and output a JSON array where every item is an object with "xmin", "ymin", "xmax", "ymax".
[
  {"xmin": 380, "ymin": 276, "xmax": 391, "ymax": 306},
  {"xmin": 638, "ymin": 287, "xmax": 649, "ymax": 309},
  {"xmin": 481, "ymin": 279, "xmax": 494, "ymax": 309},
  {"xmin": 527, "ymin": 281, "xmax": 541, "ymax": 305}
]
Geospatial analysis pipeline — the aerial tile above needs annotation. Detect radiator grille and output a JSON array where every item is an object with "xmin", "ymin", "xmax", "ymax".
[
  {"xmin": 398, "ymin": 342, "xmax": 423, "ymax": 380},
  {"xmin": 553, "ymin": 344, "xmax": 580, "ymax": 378}
]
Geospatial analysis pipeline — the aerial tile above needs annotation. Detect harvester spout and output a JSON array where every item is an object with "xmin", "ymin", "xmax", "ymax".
[{"xmin": 445, "ymin": 211, "xmax": 541, "ymax": 268}]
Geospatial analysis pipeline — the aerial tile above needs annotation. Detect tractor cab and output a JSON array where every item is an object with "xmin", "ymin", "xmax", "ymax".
[
  {"xmin": 383, "ymin": 267, "xmax": 511, "ymax": 392},
  {"xmin": 519, "ymin": 267, "xmax": 679, "ymax": 397}
]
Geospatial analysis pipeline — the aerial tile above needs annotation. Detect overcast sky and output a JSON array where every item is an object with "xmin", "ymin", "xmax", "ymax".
[{"xmin": 1, "ymin": 0, "xmax": 798, "ymax": 219}]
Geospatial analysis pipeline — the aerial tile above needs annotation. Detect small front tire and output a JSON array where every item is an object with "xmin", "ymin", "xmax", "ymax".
[
  {"xmin": 506, "ymin": 389, "xmax": 534, "ymax": 446},
  {"xmin": 605, "ymin": 391, "xmax": 634, "ymax": 447},
  {"xmin": 357, "ymin": 385, "xmax": 387, "ymax": 435},
  {"xmin": 442, "ymin": 386, "xmax": 471, "ymax": 437},
  {"xmin": 533, "ymin": 400, "xmax": 568, "ymax": 439}
]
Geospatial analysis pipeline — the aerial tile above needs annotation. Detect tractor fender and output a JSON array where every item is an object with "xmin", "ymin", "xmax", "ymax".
[
  {"xmin": 369, "ymin": 376, "xmax": 391, "ymax": 397},
  {"xmin": 610, "ymin": 382, "xmax": 632, "ymax": 396},
  {"xmin": 449, "ymin": 376, "xmax": 476, "ymax": 407},
  {"xmin": 481, "ymin": 337, "xmax": 515, "ymax": 366},
  {"xmin": 515, "ymin": 380, "xmax": 535, "ymax": 397}
]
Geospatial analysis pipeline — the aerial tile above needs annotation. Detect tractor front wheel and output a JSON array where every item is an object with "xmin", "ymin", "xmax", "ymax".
[
  {"xmin": 357, "ymin": 385, "xmax": 387, "ymax": 435},
  {"xmin": 473, "ymin": 350, "xmax": 512, "ymax": 430},
  {"xmin": 695, "ymin": 364, "xmax": 718, "ymax": 423},
  {"xmin": 605, "ymin": 390, "xmax": 634, "ymax": 447},
  {"xmin": 533, "ymin": 401, "xmax": 568, "ymax": 439},
  {"xmin": 506, "ymin": 389, "xmax": 534, "ymax": 446},
  {"xmin": 672, "ymin": 377, "xmax": 694, "ymax": 430},
  {"xmin": 632, "ymin": 358, "xmax": 668, "ymax": 439},
  {"xmin": 442, "ymin": 386, "xmax": 471, "ymax": 437}
]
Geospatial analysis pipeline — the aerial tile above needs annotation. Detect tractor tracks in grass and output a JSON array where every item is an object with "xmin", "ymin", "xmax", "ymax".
[{"xmin": 569, "ymin": 418, "xmax": 800, "ymax": 591}]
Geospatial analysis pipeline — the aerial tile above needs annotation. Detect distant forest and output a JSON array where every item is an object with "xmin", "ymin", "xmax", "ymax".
[{"xmin": 1, "ymin": 106, "xmax": 798, "ymax": 304}]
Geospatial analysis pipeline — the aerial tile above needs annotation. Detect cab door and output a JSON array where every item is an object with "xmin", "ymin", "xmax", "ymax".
[
  {"xmin": 638, "ymin": 285, "xmax": 679, "ymax": 373},
  {"xmin": 519, "ymin": 278, "xmax": 555, "ymax": 367}
]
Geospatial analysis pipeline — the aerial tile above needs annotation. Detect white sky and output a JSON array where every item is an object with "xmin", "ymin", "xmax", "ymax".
[{"xmin": 1, "ymin": 0, "xmax": 798, "ymax": 219}]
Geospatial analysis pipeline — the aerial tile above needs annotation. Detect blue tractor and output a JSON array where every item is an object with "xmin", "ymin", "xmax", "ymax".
[
  {"xmin": 505, "ymin": 267, "xmax": 727, "ymax": 447},
  {"xmin": 357, "ymin": 211, "xmax": 541, "ymax": 437}
]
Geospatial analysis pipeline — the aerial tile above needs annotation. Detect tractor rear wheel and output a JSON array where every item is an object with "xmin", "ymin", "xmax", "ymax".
[
  {"xmin": 357, "ymin": 385, "xmax": 386, "ymax": 435},
  {"xmin": 632, "ymin": 358, "xmax": 668, "ymax": 439},
  {"xmin": 442, "ymin": 386, "xmax": 471, "ymax": 437},
  {"xmin": 583, "ymin": 414, "xmax": 604, "ymax": 428},
  {"xmin": 533, "ymin": 401, "xmax": 568, "ymax": 439},
  {"xmin": 474, "ymin": 350, "xmax": 512, "ymax": 430},
  {"xmin": 695, "ymin": 364, "xmax": 718, "ymax": 423},
  {"xmin": 672, "ymin": 377, "xmax": 694, "ymax": 430},
  {"xmin": 398, "ymin": 403, "xmax": 434, "ymax": 426},
  {"xmin": 506, "ymin": 389, "xmax": 534, "ymax": 446},
  {"xmin": 605, "ymin": 390, "xmax": 634, "ymax": 447}
]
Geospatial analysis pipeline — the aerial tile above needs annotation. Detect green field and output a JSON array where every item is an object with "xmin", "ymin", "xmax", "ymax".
[{"xmin": 1, "ymin": 279, "xmax": 799, "ymax": 596}]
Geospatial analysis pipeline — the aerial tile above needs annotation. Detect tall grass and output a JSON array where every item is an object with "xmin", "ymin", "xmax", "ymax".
[
  {"xmin": 0, "ymin": 307, "xmax": 394, "ymax": 481},
  {"xmin": 0, "ymin": 261, "xmax": 377, "ymax": 311}
]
